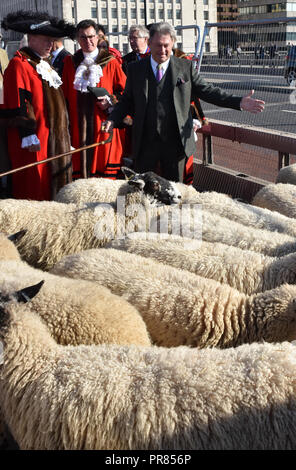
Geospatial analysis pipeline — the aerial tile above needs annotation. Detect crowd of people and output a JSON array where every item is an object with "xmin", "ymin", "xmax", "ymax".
[{"xmin": 0, "ymin": 11, "xmax": 264, "ymax": 201}]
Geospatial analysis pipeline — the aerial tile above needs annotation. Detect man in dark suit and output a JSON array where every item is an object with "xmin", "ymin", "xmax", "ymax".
[
  {"xmin": 122, "ymin": 24, "xmax": 150, "ymax": 75},
  {"xmin": 103, "ymin": 22, "xmax": 265, "ymax": 183},
  {"xmin": 51, "ymin": 39, "xmax": 71, "ymax": 77}
]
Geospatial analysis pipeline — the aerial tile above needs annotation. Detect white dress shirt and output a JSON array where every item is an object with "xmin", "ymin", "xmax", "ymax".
[{"xmin": 150, "ymin": 56, "xmax": 170, "ymax": 79}]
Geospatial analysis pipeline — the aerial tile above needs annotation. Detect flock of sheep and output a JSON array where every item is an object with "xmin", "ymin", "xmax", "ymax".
[{"xmin": 1, "ymin": 164, "xmax": 296, "ymax": 450}]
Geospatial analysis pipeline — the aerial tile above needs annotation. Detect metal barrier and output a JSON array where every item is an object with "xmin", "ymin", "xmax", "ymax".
[{"xmin": 194, "ymin": 17, "xmax": 296, "ymax": 197}]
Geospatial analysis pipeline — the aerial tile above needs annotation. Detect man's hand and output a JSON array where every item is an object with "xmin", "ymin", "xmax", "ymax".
[
  {"xmin": 101, "ymin": 120, "xmax": 114, "ymax": 132},
  {"xmin": 240, "ymin": 90, "xmax": 265, "ymax": 114}
]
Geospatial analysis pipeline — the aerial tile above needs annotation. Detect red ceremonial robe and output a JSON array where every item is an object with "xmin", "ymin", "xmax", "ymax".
[
  {"xmin": 62, "ymin": 50, "xmax": 126, "ymax": 179},
  {"xmin": 3, "ymin": 51, "xmax": 51, "ymax": 200}
]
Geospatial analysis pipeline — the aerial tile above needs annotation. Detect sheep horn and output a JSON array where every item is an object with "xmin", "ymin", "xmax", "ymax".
[{"xmin": 15, "ymin": 280, "xmax": 45, "ymax": 303}]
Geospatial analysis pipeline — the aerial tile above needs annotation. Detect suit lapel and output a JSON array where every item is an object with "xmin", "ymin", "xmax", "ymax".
[
  {"xmin": 138, "ymin": 57, "xmax": 150, "ymax": 101},
  {"xmin": 170, "ymin": 55, "xmax": 180, "ymax": 90}
]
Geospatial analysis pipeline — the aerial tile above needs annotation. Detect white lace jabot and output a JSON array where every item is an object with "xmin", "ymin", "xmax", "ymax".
[
  {"xmin": 36, "ymin": 59, "xmax": 62, "ymax": 89},
  {"xmin": 73, "ymin": 49, "xmax": 103, "ymax": 93}
]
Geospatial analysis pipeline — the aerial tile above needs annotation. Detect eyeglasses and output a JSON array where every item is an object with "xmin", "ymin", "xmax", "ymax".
[{"xmin": 79, "ymin": 35, "xmax": 97, "ymax": 41}]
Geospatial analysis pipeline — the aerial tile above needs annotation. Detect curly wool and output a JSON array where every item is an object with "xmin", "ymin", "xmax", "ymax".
[
  {"xmin": 109, "ymin": 236, "xmax": 296, "ymax": 295},
  {"xmin": 183, "ymin": 189, "xmax": 296, "ymax": 238},
  {"xmin": 2, "ymin": 304, "xmax": 296, "ymax": 450},
  {"xmin": 51, "ymin": 248, "xmax": 296, "ymax": 348},
  {"xmin": 55, "ymin": 178, "xmax": 126, "ymax": 204},
  {"xmin": 155, "ymin": 205, "xmax": 296, "ymax": 257},
  {"xmin": 0, "ymin": 189, "xmax": 170, "ymax": 270},
  {"xmin": 0, "ymin": 234, "xmax": 150, "ymax": 450},
  {"xmin": 55, "ymin": 177, "xmax": 195, "ymax": 205}
]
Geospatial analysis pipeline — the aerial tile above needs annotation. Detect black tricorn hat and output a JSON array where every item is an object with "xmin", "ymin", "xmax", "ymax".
[
  {"xmin": 1, "ymin": 11, "xmax": 76, "ymax": 39},
  {"xmin": 87, "ymin": 87, "xmax": 111, "ymax": 99}
]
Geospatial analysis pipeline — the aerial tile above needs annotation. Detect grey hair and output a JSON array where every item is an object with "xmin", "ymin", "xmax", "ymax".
[
  {"xmin": 128, "ymin": 24, "xmax": 149, "ymax": 39},
  {"xmin": 148, "ymin": 22, "xmax": 176, "ymax": 43}
]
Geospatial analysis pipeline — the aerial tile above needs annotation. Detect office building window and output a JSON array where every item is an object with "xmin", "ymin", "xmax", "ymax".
[
  {"xmin": 167, "ymin": 10, "xmax": 172, "ymax": 19},
  {"xmin": 140, "ymin": 9, "xmax": 145, "ymax": 19},
  {"xmin": 131, "ymin": 8, "xmax": 137, "ymax": 18},
  {"xmin": 121, "ymin": 9, "xmax": 127, "ymax": 18},
  {"xmin": 176, "ymin": 10, "xmax": 181, "ymax": 19},
  {"xmin": 91, "ymin": 7, "xmax": 97, "ymax": 18},
  {"xmin": 159, "ymin": 10, "xmax": 164, "ymax": 19},
  {"xmin": 204, "ymin": 11, "xmax": 209, "ymax": 20},
  {"xmin": 111, "ymin": 8, "xmax": 117, "ymax": 18},
  {"xmin": 101, "ymin": 8, "xmax": 107, "ymax": 18}
]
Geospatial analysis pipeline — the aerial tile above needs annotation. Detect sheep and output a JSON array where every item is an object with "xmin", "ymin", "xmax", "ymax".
[
  {"xmin": 276, "ymin": 163, "xmax": 296, "ymax": 185},
  {"xmin": 252, "ymin": 183, "xmax": 296, "ymax": 219},
  {"xmin": 55, "ymin": 175, "xmax": 296, "ymax": 238},
  {"xmin": 55, "ymin": 177, "xmax": 126, "ymax": 204},
  {"xmin": 0, "ymin": 169, "xmax": 181, "ymax": 270},
  {"xmin": 151, "ymin": 204, "xmax": 296, "ymax": 257},
  {"xmin": 55, "ymin": 174, "xmax": 195, "ymax": 205},
  {"xmin": 2, "ymin": 289, "xmax": 296, "ymax": 450},
  {"xmin": 109, "ymin": 236, "xmax": 296, "ymax": 295},
  {"xmin": 182, "ymin": 189, "xmax": 296, "ymax": 238},
  {"xmin": 51, "ymin": 247, "xmax": 296, "ymax": 349},
  {"xmin": 0, "ymin": 229, "xmax": 151, "ymax": 347},
  {"xmin": 0, "ymin": 232, "xmax": 151, "ymax": 449}
]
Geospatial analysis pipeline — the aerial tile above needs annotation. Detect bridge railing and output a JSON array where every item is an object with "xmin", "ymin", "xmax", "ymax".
[{"xmin": 193, "ymin": 17, "xmax": 296, "ymax": 198}]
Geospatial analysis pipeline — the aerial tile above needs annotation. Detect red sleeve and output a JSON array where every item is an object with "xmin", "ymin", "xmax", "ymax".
[
  {"xmin": 3, "ymin": 55, "xmax": 32, "ymax": 110},
  {"xmin": 3, "ymin": 54, "xmax": 36, "ymax": 138}
]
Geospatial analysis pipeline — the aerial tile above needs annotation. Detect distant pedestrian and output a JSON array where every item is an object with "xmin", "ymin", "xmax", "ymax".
[
  {"xmin": 51, "ymin": 39, "xmax": 72, "ymax": 78},
  {"xmin": 269, "ymin": 43, "xmax": 277, "ymax": 67},
  {"xmin": 236, "ymin": 45, "xmax": 242, "ymax": 64}
]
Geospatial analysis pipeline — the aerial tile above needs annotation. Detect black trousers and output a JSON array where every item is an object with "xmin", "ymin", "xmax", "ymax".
[{"xmin": 136, "ymin": 134, "xmax": 186, "ymax": 182}]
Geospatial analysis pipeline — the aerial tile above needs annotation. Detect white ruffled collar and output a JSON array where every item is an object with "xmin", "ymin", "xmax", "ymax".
[
  {"xmin": 36, "ymin": 59, "xmax": 63, "ymax": 89},
  {"xmin": 73, "ymin": 52, "xmax": 103, "ymax": 93}
]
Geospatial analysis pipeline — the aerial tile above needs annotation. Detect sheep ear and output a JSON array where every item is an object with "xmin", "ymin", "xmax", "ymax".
[
  {"xmin": 128, "ymin": 177, "xmax": 145, "ymax": 190},
  {"xmin": 121, "ymin": 166, "xmax": 136, "ymax": 180},
  {"xmin": 15, "ymin": 280, "xmax": 45, "ymax": 303},
  {"xmin": 8, "ymin": 229, "xmax": 27, "ymax": 244}
]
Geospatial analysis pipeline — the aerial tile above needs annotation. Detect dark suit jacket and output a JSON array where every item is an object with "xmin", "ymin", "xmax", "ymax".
[
  {"xmin": 122, "ymin": 51, "xmax": 138, "ymax": 75},
  {"xmin": 52, "ymin": 48, "xmax": 72, "ymax": 78},
  {"xmin": 110, "ymin": 56, "xmax": 242, "ymax": 160}
]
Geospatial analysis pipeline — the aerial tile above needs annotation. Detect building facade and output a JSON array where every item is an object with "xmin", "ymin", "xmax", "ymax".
[
  {"xmin": 237, "ymin": 0, "xmax": 296, "ymax": 47},
  {"xmin": 0, "ymin": 0, "xmax": 218, "ymax": 55}
]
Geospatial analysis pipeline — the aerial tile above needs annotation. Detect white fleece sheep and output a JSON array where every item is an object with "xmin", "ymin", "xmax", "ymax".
[
  {"xmin": 0, "ymin": 233, "xmax": 151, "ymax": 449},
  {"xmin": 1, "ymin": 296, "xmax": 296, "ymax": 450},
  {"xmin": 0, "ymin": 172, "xmax": 181, "ymax": 270},
  {"xmin": 153, "ymin": 205, "xmax": 296, "ymax": 257},
  {"xmin": 252, "ymin": 183, "xmax": 296, "ymax": 219},
  {"xmin": 276, "ymin": 163, "xmax": 296, "ymax": 185},
  {"xmin": 183, "ymin": 189, "xmax": 296, "ymax": 238},
  {"xmin": 55, "ymin": 175, "xmax": 195, "ymax": 205},
  {"xmin": 51, "ymin": 247, "xmax": 296, "ymax": 349},
  {"xmin": 55, "ymin": 178, "xmax": 126, "ymax": 204},
  {"xmin": 0, "ymin": 232, "xmax": 150, "ymax": 346},
  {"xmin": 109, "ymin": 236, "xmax": 296, "ymax": 295}
]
